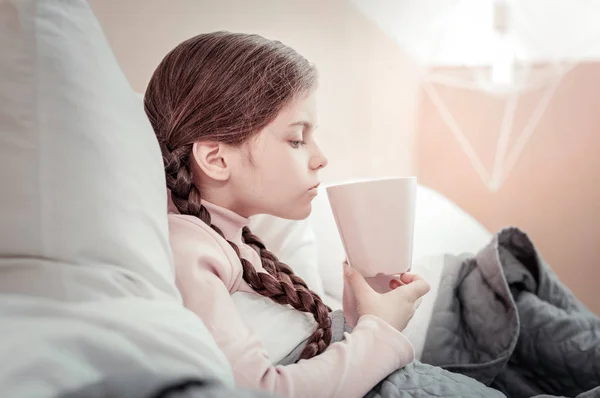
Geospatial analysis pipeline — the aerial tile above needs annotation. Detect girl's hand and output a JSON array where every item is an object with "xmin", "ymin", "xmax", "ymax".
[
  {"xmin": 343, "ymin": 264, "xmax": 430, "ymax": 332},
  {"xmin": 389, "ymin": 272, "xmax": 421, "ymax": 289}
]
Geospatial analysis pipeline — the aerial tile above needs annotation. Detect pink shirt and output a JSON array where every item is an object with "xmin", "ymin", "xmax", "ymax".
[{"xmin": 168, "ymin": 201, "xmax": 414, "ymax": 398}]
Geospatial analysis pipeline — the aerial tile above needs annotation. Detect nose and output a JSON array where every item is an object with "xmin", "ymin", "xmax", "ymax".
[{"xmin": 309, "ymin": 141, "xmax": 328, "ymax": 171}]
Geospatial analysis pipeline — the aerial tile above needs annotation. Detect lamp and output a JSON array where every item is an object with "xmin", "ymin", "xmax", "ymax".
[{"xmin": 490, "ymin": 0, "xmax": 515, "ymax": 85}]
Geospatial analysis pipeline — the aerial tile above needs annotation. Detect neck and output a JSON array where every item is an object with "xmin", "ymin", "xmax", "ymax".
[
  {"xmin": 200, "ymin": 186, "xmax": 254, "ymax": 219},
  {"xmin": 198, "ymin": 199, "xmax": 251, "ymax": 246}
]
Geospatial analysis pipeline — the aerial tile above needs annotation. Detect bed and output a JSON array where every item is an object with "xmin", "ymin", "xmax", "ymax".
[{"xmin": 4, "ymin": 1, "xmax": 563, "ymax": 397}]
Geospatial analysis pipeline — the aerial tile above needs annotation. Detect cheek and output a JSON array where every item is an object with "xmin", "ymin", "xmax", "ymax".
[
  {"xmin": 247, "ymin": 141, "xmax": 309, "ymax": 191},
  {"xmin": 260, "ymin": 148, "xmax": 302, "ymax": 176},
  {"xmin": 276, "ymin": 150, "xmax": 308, "ymax": 181},
  {"xmin": 260, "ymin": 155, "xmax": 296, "ymax": 188}
]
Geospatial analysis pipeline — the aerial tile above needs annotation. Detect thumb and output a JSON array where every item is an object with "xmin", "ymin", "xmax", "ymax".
[
  {"xmin": 344, "ymin": 264, "xmax": 373, "ymax": 297},
  {"xmin": 398, "ymin": 279, "xmax": 431, "ymax": 302}
]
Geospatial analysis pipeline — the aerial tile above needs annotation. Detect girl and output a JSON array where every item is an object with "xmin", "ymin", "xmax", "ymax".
[{"xmin": 144, "ymin": 31, "xmax": 431, "ymax": 398}]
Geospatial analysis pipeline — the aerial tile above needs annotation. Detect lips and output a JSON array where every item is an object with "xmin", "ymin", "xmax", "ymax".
[{"xmin": 309, "ymin": 183, "xmax": 320, "ymax": 190}]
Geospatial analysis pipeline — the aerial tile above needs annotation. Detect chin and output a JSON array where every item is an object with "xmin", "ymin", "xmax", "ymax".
[{"xmin": 272, "ymin": 203, "xmax": 312, "ymax": 221}]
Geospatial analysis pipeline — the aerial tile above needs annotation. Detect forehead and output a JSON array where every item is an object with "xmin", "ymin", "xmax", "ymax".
[
  {"xmin": 243, "ymin": 90, "xmax": 318, "ymax": 157},
  {"xmin": 268, "ymin": 90, "xmax": 318, "ymax": 130}
]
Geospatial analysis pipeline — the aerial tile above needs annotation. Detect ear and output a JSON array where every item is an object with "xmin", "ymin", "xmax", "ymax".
[{"xmin": 191, "ymin": 141, "xmax": 231, "ymax": 181}]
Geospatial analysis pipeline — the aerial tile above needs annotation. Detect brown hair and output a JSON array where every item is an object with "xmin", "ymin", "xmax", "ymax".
[{"xmin": 144, "ymin": 31, "xmax": 331, "ymax": 360}]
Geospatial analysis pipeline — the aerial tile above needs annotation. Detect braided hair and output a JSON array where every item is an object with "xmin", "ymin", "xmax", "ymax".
[{"xmin": 145, "ymin": 32, "xmax": 331, "ymax": 360}]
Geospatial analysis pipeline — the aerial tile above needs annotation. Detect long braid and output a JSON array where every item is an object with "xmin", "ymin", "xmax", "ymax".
[
  {"xmin": 242, "ymin": 228, "xmax": 332, "ymax": 359},
  {"xmin": 164, "ymin": 146, "xmax": 332, "ymax": 360}
]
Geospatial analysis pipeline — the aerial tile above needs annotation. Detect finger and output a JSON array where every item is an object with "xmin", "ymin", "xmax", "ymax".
[
  {"xmin": 389, "ymin": 278, "xmax": 403, "ymax": 290},
  {"xmin": 398, "ymin": 279, "xmax": 430, "ymax": 302},
  {"xmin": 399, "ymin": 273, "xmax": 425, "ymax": 284},
  {"xmin": 343, "ymin": 264, "xmax": 374, "ymax": 296}
]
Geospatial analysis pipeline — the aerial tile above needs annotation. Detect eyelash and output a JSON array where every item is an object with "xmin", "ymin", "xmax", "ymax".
[{"xmin": 289, "ymin": 140, "xmax": 306, "ymax": 149}]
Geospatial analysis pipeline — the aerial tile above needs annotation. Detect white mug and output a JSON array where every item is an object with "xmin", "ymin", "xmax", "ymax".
[{"xmin": 326, "ymin": 177, "xmax": 417, "ymax": 287}]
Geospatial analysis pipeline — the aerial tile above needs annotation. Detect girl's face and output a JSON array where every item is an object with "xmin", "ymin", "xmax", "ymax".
[{"xmin": 229, "ymin": 90, "xmax": 328, "ymax": 220}]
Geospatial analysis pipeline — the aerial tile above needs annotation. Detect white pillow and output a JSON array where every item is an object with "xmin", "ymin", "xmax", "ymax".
[
  {"xmin": 0, "ymin": 0, "xmax": 232, "ymax": 395},
  {"xmin": 0, "ymin": 0, "xmax": 175, "ymax": 298},
  {"xmin": 411, "ymin": 185, "xmax": 492, "ymax": 262}
]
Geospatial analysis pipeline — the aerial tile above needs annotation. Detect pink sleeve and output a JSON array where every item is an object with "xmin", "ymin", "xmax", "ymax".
[{"xmin": 169, "ymin": 216, "xmax": 415, "ymax": 398}]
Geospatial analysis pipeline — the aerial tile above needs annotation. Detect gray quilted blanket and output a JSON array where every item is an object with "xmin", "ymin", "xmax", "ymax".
[{"xmin": 366, "ymin": 227, "xmax": 600, "ymax": 398}]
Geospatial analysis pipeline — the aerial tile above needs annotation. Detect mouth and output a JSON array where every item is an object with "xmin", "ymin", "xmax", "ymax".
[{"xmin": 309, "ymin": 183, "xmax": 320, "ymax": 190}]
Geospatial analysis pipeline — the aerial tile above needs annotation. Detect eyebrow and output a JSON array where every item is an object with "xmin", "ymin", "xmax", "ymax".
[{"xmin": 288, "ymin": 121, "xmax": 316, "ymax": 130}]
